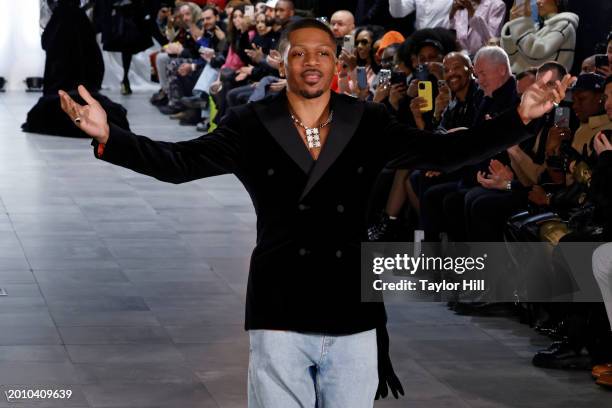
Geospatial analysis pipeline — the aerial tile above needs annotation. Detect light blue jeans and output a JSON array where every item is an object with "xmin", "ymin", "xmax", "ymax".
[{"xmin": 248, "ymin": 329, "xmax": 378, "ymax": 408}]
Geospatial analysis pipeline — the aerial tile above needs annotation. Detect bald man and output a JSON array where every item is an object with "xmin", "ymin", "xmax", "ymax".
[{"xmin": 330, "ymin": 10, "xmax": 355, "ymax": 39}]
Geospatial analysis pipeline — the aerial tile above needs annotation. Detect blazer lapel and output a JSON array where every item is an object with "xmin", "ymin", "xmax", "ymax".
[
  {"xmin": 251, "ymin": 92, "xmax": 313, "ymax": 174},
  {"xmin": 299, "ymin": 93, "xmax": 365, "ymax": 201}
]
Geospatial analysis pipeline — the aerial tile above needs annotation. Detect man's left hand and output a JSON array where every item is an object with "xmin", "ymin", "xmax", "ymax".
[{"xmin": 517, "ymin": 71, "xmax": 575, "ymax": 124}]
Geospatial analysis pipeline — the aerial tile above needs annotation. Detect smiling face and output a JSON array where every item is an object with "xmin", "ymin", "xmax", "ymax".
[
  {"xmin": 281, "ymin": 27, "xmax": 337, "ymax": 100},
  {"xmin": 202, "ymin": 9, "xmax": 216, "ymax": 31},
  {"xmin": 356, "ymin": 30, "xmax": 373, "ymax": 62},
  {"xmin": 443, "ymin": 53, "xmax": 472, "ymax": 94},
  {"xmin": 474, "ymin": 57, "xmax": 508, "ymax": 97}
]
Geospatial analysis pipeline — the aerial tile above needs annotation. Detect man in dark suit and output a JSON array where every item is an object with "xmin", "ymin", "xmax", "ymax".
[{"xmin": 59, "ymin": 18, "xmax": 573, "ymax": 408}]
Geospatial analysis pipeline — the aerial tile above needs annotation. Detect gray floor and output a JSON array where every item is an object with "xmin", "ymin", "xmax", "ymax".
[{"xmin": 0, "ymin": 91, "xmax": 609, "ymax": 407}]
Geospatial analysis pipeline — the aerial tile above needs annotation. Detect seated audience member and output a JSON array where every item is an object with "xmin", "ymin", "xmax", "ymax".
[
  {"xmin": 169, "ymin": 5, "xmax": 228, "ymax": 126},
  {"xmin": 468, "ymin": 63, "xmax": 569, "ymax": 242},
  {"xmin": 211, "ymin": 5, "xmax": 256, "ymax": 120},
  {"xmin": 421, "ymin": 46, "xmax": 517, "ymax": 242},
  {"xmin": 372, "ymin": 41, "xmax": 404, "ymax": 104},
  {"xmin": 151, "ymin": 2, "xmax": 203, "ymax": 107},
  {"xmin": 570, "ymin": 73, "xmax": 611, "ymax": 158},
  {"xmin": 591, "ymin": 77, "xmax": 612, "ymax": 386},
  {"xmin": 405, "ymin": 28, "xmax": 460, "ymax": 128},
  {"xmin": 516, "ymin": 67, "xmax": 537, "ymax": 96},
  {"xmin": 388, "ymin": 0, "xmax": 453, "ymax": 30},
  {"xmin": 338, "ymin": 25, "xmax": 384, "ymax": 98},
  {"xmin": 501, "ymin": 0, "xmax": 578, "ymax": 74},
  {"xmin": 508, "ymin": 62, "xmax": 571, "ymax": 187},
  {"xmin": 449, "ymin": 0, "xmax": 506, "ymax": 57},
  {"xmin": 529, "ymin": 129, "xmax": 611, "ymax": 373},
  {"xmin": 369, "ymin": 51, "xmax": 478, "ymax": 241}
]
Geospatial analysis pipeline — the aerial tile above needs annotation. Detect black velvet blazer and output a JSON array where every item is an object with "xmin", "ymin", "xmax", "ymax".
[{"xmin": 94, "ymin": 90, "xmax": 532, "ymax": 334}]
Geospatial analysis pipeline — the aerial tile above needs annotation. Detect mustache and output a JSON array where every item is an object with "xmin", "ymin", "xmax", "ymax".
[{"xmin": 302, "ymin": 69, "xmax": 323, "ymax": 77}]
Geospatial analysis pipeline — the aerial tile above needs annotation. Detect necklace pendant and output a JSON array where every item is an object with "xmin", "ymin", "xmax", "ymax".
[{"xmin": 305, "ymin": 127, "xmax": 321, "ymax": 149}]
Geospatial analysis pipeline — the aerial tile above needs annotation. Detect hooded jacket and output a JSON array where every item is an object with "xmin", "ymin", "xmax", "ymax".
[{"xmin": 501, "ymin": 12, "xmax": 579, "ymax": 74}]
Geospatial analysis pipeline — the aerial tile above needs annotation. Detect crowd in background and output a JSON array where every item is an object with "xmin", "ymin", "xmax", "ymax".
[{"xmin": 36, "ymin": 0, "xmax": 612, "ymax": 388}]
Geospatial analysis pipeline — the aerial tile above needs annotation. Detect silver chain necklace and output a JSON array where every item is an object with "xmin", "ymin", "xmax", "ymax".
[{"xmin": 290, "ymin": 109, "xmax": 334, "ymax": 149}]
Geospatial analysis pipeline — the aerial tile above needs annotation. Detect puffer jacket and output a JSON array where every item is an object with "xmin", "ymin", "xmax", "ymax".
[{"xmin": 501, "ymin": 12, "xmax": 579, "ymax": 74}]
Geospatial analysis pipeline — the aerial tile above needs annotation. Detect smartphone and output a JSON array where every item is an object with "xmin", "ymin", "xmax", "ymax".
[
  {"xmin": 595, "ymin": 54, "xmax": 609, "ymax": 68},
  {"xmin": 378, "ymin": 69, "xmax": 391, "ymax": 88},
  {"xmin": 356, "ymin": 67, "xmax": 368, "ymax": 90},
  {"xmin": 514, "ymin": 0, "xmax": 525, "ymax": 8},
  {"xmin": 343, "ymin": 35, "xmax": 354, "ymax": 54},
  {"xmin": 437, "ymin": 79, "xmax": 446, "ymax": 88},
  {"xmin": 391, "ymin": 71, "xmax": 407, "ymax": 85},
  {"xmin": 244, "ymin": 5, "xmax": 255, "ymax": 19},
  {"xmin": 603, "ymin": 129, "xmax": 612, "ymax": 142},
  {"xmin": 554, "ymin": 106, "xmax": 570, "ymax": 128},
  {"xmin": 418, "ymin": 81, "xmax": 433, "ymax": 112},
  {"xmin": 414, "ymin": 64, "xmax": 429, "ymax": 81},
  {"xmin": 316, "ymin": 17, "xmax": 328, "ymax": 25}
]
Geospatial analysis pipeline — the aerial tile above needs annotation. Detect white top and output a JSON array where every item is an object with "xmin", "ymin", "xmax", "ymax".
[
  {"xmin": 389, "ymin": 0, "xmax": 453, "ymax": 30},
  {"xmin": 501, "ymin": 12, "xmax": 579, "ymax": 74}
]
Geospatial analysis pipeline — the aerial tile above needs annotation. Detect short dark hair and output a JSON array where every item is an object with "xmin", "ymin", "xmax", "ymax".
[
  {"xmin": 517, "ymin": 67, "xmax": 537, "ymax": 80},
  {"xmin": 279, "ymin": 18, "xmax": 336, "ymax": 55},
  {"xmin": 202, "ymin": 5, "xmax": 219, "ymax": 16},
  {"xmin": 278, "ymin": 0, "xmax": 294, "ymax": 10},
  {"xmin": 537, "ymin": 61, "xmax": 567, "ymax": 78}
]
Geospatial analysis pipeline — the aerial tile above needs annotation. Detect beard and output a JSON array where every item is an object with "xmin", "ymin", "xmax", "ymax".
[{"xmin": 299, "ymin": 89, "xmax": 325, "ymax": 99}]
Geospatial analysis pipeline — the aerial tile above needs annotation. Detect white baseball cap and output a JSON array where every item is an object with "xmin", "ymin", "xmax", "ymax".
[{"xmin": 265, "ymin": 0, "xmax": 278, "ymax": 8}]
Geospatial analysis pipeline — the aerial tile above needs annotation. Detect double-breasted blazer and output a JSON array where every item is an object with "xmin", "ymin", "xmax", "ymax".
[{"xmin": 93, "ymin": 90, "xmax": 532, "ymax": 334}]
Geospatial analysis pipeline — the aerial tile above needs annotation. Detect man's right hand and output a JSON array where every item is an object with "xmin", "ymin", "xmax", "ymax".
[{"xmin": 59, "ymin": 85, "xmax": 109, "ymax": 144}]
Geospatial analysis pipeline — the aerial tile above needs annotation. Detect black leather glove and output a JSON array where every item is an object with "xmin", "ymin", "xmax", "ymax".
[{"xmin": 375, "ymin": 325, "xmax": 404, "ymax": 400}]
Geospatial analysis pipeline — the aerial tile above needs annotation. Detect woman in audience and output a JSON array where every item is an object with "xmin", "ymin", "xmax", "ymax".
[
  {"xmin": 449, "ymin": 0, "xmax": 507, "ymax": 57},
  {"xmin": 338, "ymin": 25, "xmax": 384, "ymax": 97},
  {"xmin": 214, "ymin": 5, "xmax": 256, "ymax": 118},
  {"xmin": 501, "ymin": 0, "xmax": 578, "ymax": 73}
]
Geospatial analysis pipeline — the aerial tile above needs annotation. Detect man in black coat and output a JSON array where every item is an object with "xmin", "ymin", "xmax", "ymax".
[{"xmin": 59, "ymin": 18, "xmax": 573, "ymax": 408}]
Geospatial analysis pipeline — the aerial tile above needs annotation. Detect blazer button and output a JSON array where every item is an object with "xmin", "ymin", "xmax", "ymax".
[
  {"xmin": 267, "ymin": 168, "xmax": 275, "ymax": 176},
  {"xmin": 336, "ymin": 204, "xmax": 344, "ymax": 213},
  {"xmin": 336, "ymin": 250, "xmax": 343, "ymax": 258},
  {"xmin": 299, "ymin": 248, "xmax": 307, "ymax": 256}
]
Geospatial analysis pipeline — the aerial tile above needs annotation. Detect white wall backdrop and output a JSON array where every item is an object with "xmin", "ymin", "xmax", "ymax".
[
  {"xmin": 0, "ymin": 0, "xmax": 158, "ymax": 91},
  {"xmin": 0, "ymin": 0, "xmax": 46, "ymax": 90}
]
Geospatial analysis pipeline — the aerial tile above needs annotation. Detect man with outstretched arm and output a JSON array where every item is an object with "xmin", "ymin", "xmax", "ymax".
[{"xmin": 59, "ymin": 18, "xmax": 573, "ymax": 408}]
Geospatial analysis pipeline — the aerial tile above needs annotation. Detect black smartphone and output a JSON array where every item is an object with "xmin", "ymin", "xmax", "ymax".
[
  {"xmin": 390, "ymin": 71, "xmax": 407, "ymax": 85},
  {"xmin": 603, "ymin": 129, "xmax": 612, "ymax": 142},
  {"xmin": 595, "ymin": 55, "xmax": 609, "ymax": 68},
  {"xmin": 414, "ymin": 64, "xmax": 429, "ymax": 81}
]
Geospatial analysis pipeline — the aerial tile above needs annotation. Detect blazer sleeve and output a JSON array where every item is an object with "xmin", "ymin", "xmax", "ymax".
[
  {"xmin": 379, "ymin": 103, "xmax": 534, "ymax": 172},
  {"xmin": 92, "ymin": 108, "xmax": 244, "ymax": 184}
]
